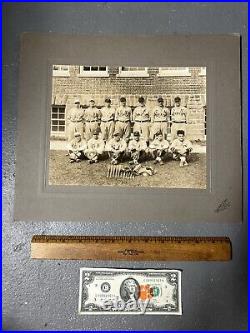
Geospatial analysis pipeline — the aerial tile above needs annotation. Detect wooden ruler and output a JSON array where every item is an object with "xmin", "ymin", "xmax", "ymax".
[{"xmin": 31, "ymin": 235, "xmax": 231, "ymax": 261}]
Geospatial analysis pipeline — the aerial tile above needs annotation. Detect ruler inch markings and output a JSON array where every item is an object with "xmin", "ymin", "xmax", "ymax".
[{"xmin": 31, "ymin": 235, "xmax": 232, "ymax": 261}]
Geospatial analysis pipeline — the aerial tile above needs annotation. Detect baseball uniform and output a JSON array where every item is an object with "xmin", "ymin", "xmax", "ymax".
[
  {"xmin": 100, "ymin": 106, "xmax": 116, "ymax": 141},
  {"xmin": 132, "ymin": 105, "xmax": 151, "ymax": 141},
  {"xmin": 170, "ymin": 138, "xmax": 192, "ymax": 156},
  {"xmin": 150, "ymin": 106, "xmax": 169, "ymax": 140},
  {"xmin": 67, "ymin": 106, "xmax": 84, "ymax": 141},
  {"xmin": 114, "ymin": 106, "xmax": 132, "ymax": 140},
  {"xmin": 85, "ymin": 137, "xmax": 105, "ymax": 162},
  {"xmin": 127, "ymin": 137, "xmax": 148, "ymax": 164},
  {"xmin": 171, "ymin": 106, "xmax": 188, "ymax": 140},
  {"xmin": 149, "ymin": 137, "xmax": 169, "ymax": 161},
  {"xmin": 67, "ymin": 136, "xmax": 87, "ymax": 162},
  {"xmin": 105, "ymin": 137, "xmax": 127, "ymax": 164},
  {"xmin": 84, "ymin": 107, "xmax": 101, "ymax": 140}
]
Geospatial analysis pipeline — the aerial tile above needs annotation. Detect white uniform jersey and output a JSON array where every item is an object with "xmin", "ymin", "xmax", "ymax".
[
  {"xmin": 84, "ymin": 107, "xmax": 101, "ymax": 122},
  {"xmin": 68, "ymin": 138, "xmax": 87, "ymax": 151},
  {"xmin": 170, "ymin": 138, "xmax": 192, "ymax": 151},
  {"xmin": 149, "ymin": 139, "xmax": 169, "ymax": 150},
  {"xmin": 171, "ymin": 106, "xmax": 188, "ymax": 122},
  {"xmin": 133, "ymin": 106, "xmax": 150, "ymax": 122},
  {"xmin": 105, "ymin": 138, "xmax": 127, "ymax": 152},
  {"xmin": 128, "ymin": 139, "xmax": 147, "ymax": 151},
  {"xmin": 115, "ymin": 106, "xmax": 132, "ymax": 122},
  {"xmin": 101, "ymin": 106, "xmax": 116, "ymax": 122},
  {"xmin": 87, "ymin": 138, "xmax": 105, "ymax": 153},
  {"xmin": 67, "ymin": 107, "xmax": 84, "ymax": 122}
]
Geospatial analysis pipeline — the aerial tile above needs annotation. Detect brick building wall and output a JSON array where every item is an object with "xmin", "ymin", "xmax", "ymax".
[{"xmin": 51, "ymin": 66, "xmax": 206, "ymax": 141}]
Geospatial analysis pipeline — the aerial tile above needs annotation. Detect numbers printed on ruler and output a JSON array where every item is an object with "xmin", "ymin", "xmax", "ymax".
[{"xmin": 31, "ymin": 235, "xmax": 232, "ymax": 261}]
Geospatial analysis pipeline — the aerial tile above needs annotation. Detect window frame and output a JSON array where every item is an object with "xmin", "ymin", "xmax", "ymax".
[
  {"xmin": 78, "ymin": 66, "xmax": 109, "ymax": 77},
  {"xmin": 157, "ymin": 67, "xmax": 191, "ymax": 77},
  {"xmin": 52, "ymin": 65, "xmax": 70, "ymax": 77},
  {"xmin": 51, "ymin": 105, "xmax": 66, "ymax": 136},
  {"xmin": 199, "ymin": 67, "xmax": 207, "ymax": 76},
  {"xmin": 117, "ymin": 66, "xmax": 149, "ymax": 77}
]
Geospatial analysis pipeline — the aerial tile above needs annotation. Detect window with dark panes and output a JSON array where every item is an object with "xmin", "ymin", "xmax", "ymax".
[
  {"xmin": 82, "ymin": 66, "xmax": 107, "ymax": 72},
  {"xmin": 79, "ymin": 66, "xmax": 109, "ymax": 77},
  {"xmin": 52, "ymin": 65, "xmax": 70, "ymax": 76},
  {"xmin": 121, "ymin": 67, "xmax": 146, "ymax": 71},
  {"xmin": 53, "ymin": 65, "xmax": 69, "ymax": 71},
  {"xmin": 118, "ymin": 67, "xmax": 149, "ymax": 77},
  {"xmin": 51, "ymin": 105, "xmax": 66, "ymax": 133}
]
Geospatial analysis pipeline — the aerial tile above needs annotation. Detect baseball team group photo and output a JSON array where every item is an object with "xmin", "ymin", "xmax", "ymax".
[{"xmin": 48, "ymin": 66, "xmax": 207, "ymax": 189}]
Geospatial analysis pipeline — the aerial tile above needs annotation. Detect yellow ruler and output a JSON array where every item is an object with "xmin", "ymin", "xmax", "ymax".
[{"xmin": 31, "ymin": 235, "xmax": 232, "ymax": 261}]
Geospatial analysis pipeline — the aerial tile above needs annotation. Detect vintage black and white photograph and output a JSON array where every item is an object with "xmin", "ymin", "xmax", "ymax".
[{"xmin": 49, "ymin": 66, "xmax": 206, "ymax": 188}]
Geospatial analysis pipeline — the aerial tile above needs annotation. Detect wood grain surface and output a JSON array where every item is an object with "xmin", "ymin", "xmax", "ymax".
[{"xmin": 31, "ymin": 235, "xmax": 232, "ymax": 261}]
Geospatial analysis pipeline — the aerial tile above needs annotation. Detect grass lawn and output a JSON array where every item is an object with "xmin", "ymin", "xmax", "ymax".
[{"xmin": 48, "ymin": 151, "xmax": 206, "ymax": 189}]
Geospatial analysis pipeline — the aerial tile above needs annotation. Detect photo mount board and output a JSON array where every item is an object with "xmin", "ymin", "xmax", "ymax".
[{"xmin": 14, "ymin": 33, "xmax": 242, "ymax": 223}]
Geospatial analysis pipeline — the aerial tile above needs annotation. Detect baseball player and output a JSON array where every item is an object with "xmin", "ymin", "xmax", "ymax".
[
  {"xmin": 170, "ymin": 96, "xmax": 188, "ymax": 140},
  {"xmin": 170, "ymin": 130, "xmax": 193, "ymax": 167},
  {"xmin": 127, "ymin": 131, "xmax": 148, "ymax": 165},
  {"xmin": 84, "ymin": 99, "xmax": 101, "ymax": 141},
  {"xmin": 100, "ymin": 98, "xmax": 115, "ymax": 141},
  {"xmin": 67, "ymin": 132, "xmax": 87, "ymax": 163},
  {"xmin": 114, "ymin": 97, "xmax": 132, "ymax": 142},
  {"xmin": 85, "ymin": 129, "xmax": 105, "ymax": 164},
  {"xmin": 67, "ymin": 98, "xmax": 84, "ymax": 141},
  {"xmin": 105, "ymin": 132, "xmax": 127, "ymax": 165},
  {"xmin": 150, "ymin": 97, "xmax": 170, "ymax": 140},
  {"xmin": 132, "ymin": 96, "xmax": 151, "ymax": 142},
  {"xmin": 149, "ymin": 131, "xmax": 169, "ymax": 165}
]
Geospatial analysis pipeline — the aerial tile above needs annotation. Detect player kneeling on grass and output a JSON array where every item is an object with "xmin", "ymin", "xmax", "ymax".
[
  {"xmin": 149, "ymin": 131, "xmax": 169, "ymax": 165},
  {"xmin": 85, "ymin": 129, "xmax": 105, "ymax": 164},
  {"xmin": 127, "ymin": 131, "xmax": 148, "ymax": 165},
  {"xmin": 170, "ymin": 130, "xmax": 193, "ymax": 167},
  {"xmin": 68, "ymin": 132, "xmax": 87, "ymax": 163},
  {"xmin": 105, "ymin": 131, "xmax": 127, "ymax": 165}
]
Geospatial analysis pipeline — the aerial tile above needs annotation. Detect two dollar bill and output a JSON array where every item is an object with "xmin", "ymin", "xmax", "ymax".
[{"xmin": 79, "ymin": 268, "xmax": 182, "ymax": 315}]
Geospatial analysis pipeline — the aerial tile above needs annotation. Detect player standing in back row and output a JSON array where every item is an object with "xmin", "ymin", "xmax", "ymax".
[
  {"xmin": 150, "ymin": 97, "xmax": 169, "ymax": 141},
  {"xmin": 84, "ymin": 99, "xmax": 101, "ymax": 141},
  {"xmin": 114, "ymin": 97, "xmax": 132, "ymax": 142},
  {"xmin": 170, "ymin": 96, "xmax": 188, "ymax": 140},
  {"xmin": 67, "ymin": 98, "xmax": 84, "ymax": 141},
  {"xmin": 132, "ymin": 96, "xmax": 151, "ymax": 142},
  {"xmin": 100, "ymin": 98, "xmax": 115, "ymax": 141}
]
